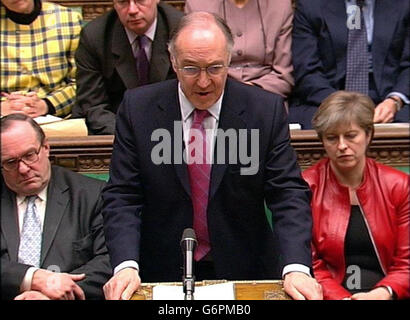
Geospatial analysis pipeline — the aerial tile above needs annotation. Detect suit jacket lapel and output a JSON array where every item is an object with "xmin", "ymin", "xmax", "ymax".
[
  {"xmin": 112, "ymin": 19, "xmax": 139, "ymax": 89},
  {"xmin": 149, "ymin": 11, "xmax": 171, "ymax": 82},
  {"xmin": 372, "ymin": 0, "xmax": 398, "ymax": 90},
  {"xmin": 155, "ymin": 81, "xmax": 191, "ymax": 196},
  {"xmin": 324, "ymin": 0, "xmax": 348, "ymax": 66},
  {"xmin": 209, "ymin": 80, "xmax": 246, "ymax": 200},
  {"xmin": 1, "ymin": 184, "xmax": 20, "ymax": 262},
  {"xmin": 40, "ymin": 168, "xmax": 69, "ymax": 266}
]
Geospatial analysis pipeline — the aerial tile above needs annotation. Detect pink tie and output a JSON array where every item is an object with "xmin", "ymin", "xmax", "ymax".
[{"xmin": 187, "ymin": 109, "xmax": 211, "ymax": 261}]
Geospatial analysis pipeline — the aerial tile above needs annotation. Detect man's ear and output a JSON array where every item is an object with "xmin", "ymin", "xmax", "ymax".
[
  {"xmin": 170, "ymin": 56, "xmax": 178, "ymax": 73},
  {"xmin": 43, "ymin": 138, "xmax": 50, "ymax": 157}
]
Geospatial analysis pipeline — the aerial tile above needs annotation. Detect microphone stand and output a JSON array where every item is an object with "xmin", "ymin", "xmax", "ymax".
[{"xmin": 181, "ymin": 228, "xmax": 197, "ymax": 300}]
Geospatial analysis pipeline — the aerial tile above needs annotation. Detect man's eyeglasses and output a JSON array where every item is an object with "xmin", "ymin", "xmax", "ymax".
[
  {"xmin": 114, "ymin": 0, "xmax": 151, "ymax": 9},
  {"xmin": 1, "ymin": 145, "xmax": 43, "ymax": 171},
  {"xmin": 178, "ymin": 65, "xmax": 228, "ymax": 77}
]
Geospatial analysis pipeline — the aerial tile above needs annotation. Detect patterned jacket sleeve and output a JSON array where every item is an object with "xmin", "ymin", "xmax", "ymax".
[{"xmin": 44, "ymin": 8, "xmax": 82, "ymax": 116}]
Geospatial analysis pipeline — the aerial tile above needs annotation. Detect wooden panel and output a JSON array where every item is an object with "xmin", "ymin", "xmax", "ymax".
[
  {"xmin": 49, "ymin": 135, "xmax": 114, "ymax": 173},
  {"xmin": 50, "ymin": 0, "xmax": 186, "ymax": 21},
  {"xmin": 48, "ymin": 126, "xmax": 410, "ymax": 173},
  {"xmin": 290, "ymin": 126, "xmax": 410, "ymax": 169}
]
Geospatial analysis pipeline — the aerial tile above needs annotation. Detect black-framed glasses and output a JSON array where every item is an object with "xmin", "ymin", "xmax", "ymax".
[
  {"xmin": 178, "ymin": 64, "xmax": 227, "ymax": 77},
  {"xmin": 1, "ymin": 145, "xmax": 43, "ymax": 171},
  {"xmin": 114, "ymin": 0, "xmax": 150, "ymax": 9}
]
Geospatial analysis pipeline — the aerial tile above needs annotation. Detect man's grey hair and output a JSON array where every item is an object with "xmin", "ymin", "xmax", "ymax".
[{"xmin": 168, "ymin": 11, "xmax": 234, "ymax": 62}]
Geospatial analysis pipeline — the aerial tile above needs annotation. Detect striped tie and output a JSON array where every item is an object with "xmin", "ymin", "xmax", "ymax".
[{"xmin": 187, "ymin": 109, "xmax": 211, "ymax": 261}]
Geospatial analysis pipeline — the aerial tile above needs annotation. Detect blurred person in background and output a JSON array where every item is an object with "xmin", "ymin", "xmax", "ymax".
[
  {"xmin": 0, "ymin": 0, "xmax": 82, "ymax": 118},
  {"xmin": 185, "ymin": 0, "xmax": 294, "ymax": 100},
  {"xmin": 73, "ymin": 0, "xmax": 183, "ymax": 134},
  {"xmin": 289, "ymin": 0, "xmax": 409, "ymax": 129}
]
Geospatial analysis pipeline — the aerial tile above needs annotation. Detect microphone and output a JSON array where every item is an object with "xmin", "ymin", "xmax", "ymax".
[{"xmin": 180, "ymin": 228, "xmax": 197, "ymax": 300}]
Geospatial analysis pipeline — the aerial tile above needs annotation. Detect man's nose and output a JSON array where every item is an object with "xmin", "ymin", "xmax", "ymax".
[
  {"xmin": 197, "ymin": 70, "xmax": 211, "ymax": 87},
  {"xmin": 17, "ymin": 160, "xmax": 31, "ymax": 174},
  {"xmin": 128, "ymin": 1, "xmax": 140, "ymax": 13}
]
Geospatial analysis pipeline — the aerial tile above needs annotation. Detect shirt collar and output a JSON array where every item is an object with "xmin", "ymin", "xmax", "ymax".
[
  {"xmin": 125, "ymin": 17, "xmax": 158, "ymax": 45},
  {"xmin": 16, "ymin": 185, "xmax": 48, "ymax": 206},
  {"xmin": 178, "ymin": 82, "xmax": 223, "ymax": 122}
]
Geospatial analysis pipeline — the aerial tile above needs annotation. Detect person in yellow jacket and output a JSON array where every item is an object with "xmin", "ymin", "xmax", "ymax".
[{"xmin": 0, "ymin": 0, "xmax": 82, "ymax": 118}]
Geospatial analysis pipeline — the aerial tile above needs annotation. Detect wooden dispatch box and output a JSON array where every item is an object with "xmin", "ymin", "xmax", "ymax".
[{"xmin": 130, "ymin": 279, "xmax": 290, "ymax": 300}]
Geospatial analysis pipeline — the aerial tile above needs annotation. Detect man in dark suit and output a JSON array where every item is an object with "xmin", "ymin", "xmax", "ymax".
[
  {"xmin": 0, "ymin": 114, "xmax": 111, "ymax": 300},
  {"xmin": 73, "ymin": 0, "xmax": 183, "ymax": 135},
  {"xmin": 289, "ymin": 0, "xmax": 409, "ymax": 129},
  {"xmin": 102, "ymin": 12, "xmax": 322, "ymax": 300}
]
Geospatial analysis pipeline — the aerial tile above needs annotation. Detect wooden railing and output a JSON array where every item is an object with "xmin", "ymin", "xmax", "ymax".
[
  {"xmin": 48, "ymin": 126, "xmax": 410, "ymax": 173},
  {"xmin": 50, "ymin": 0, "xmax": 186, "ymax": 21},
  {"xmin": 291, "ymin": 126, "xmax": 410, "ymax": 170},
  {"xmin": 45, "ymin": 1, "xmax": 409, "ymax": 173}
]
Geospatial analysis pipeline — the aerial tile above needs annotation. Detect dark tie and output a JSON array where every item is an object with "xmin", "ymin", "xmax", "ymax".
[
  {"xmin": 136, "ymin": 35, "xmax": 150, "ymax": 86},
  {"xmin": 345, "ymin": 0, "xmax": 368, "ymax": 94},
  {"xmin": 187, "ymin": 109, "xmax": 211, "ymax": 261},
  {"xmin": 18, "ymin": 195, "xmax": 42, "ymax": 267}
]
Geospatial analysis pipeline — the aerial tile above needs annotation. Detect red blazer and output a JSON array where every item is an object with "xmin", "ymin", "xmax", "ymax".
[{"xmin": 303, "ymin": 158, "xmax": 409, "ymax": 300}]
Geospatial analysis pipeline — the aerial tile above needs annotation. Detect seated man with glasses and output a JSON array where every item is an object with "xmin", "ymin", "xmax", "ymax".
[
  {"xmin": 1, "ymin": 113, "xmax": 111, "ymax": 300},
  {"xmin": 72, "ymin": 0, "xmax": 183, "ymax": 135},
  {"xmin": 102, "ymin": 12, "xmax": 322, "ymax": 300}
]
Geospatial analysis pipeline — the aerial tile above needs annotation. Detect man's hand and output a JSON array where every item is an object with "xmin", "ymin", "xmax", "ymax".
[
  {"xmin": 283, "ymin": 272, "xmax": 323, "ymax": 300},
  {"xmin": 14, "ymin": 290, "xmax": 51, "ymax": 300},
  {"xmin": 31, "ymin": 269, "xmax": 86, "ymax": 300},
  {"xmin": 1, "ymin": 92, "xmax": 48, "ymax": 117},
  {"xmin": 374, "ymin": 98, "xmax": 398, "ymax": 123},
  {"xmin": 351, "ymin": 287, "xmax": 392, "ymax": 300},
  {"xmin": 103, "ymin": 268, "xmax": 141, "ymax": 300}
]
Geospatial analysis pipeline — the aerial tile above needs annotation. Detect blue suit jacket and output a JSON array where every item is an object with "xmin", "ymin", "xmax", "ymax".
[
  {"xmin": 290, "ymin": 0, "xmax": 409, "ymax": 127},
  {"xmin": 102, "ymin": 78, "xmax": 313, "ymax": 282}
]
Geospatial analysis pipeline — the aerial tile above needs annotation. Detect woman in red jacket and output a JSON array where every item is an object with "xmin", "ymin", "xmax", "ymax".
[{"xmin": 303, "ymin": 91, "xmax": 409, "ymax": 300}]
